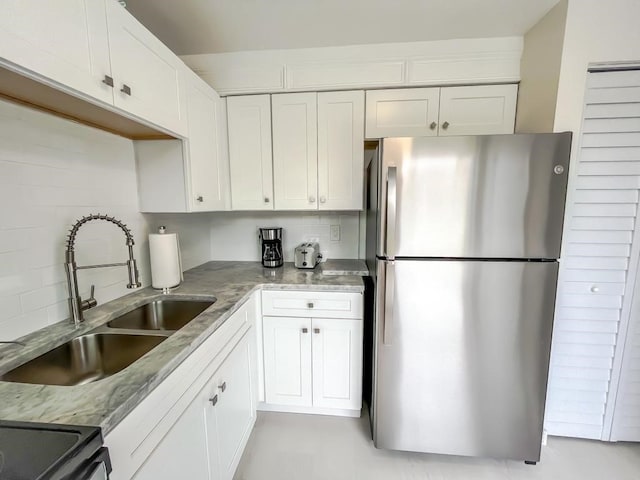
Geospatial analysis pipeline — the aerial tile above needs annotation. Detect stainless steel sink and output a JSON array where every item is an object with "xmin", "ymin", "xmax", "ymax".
[
  {"xmin": 0, "ymin": 333, "xmax": 166, "ymax": 386},
  {"xmin": 107, "ymin": 299, "xmax": 214, "ymax": 331}
]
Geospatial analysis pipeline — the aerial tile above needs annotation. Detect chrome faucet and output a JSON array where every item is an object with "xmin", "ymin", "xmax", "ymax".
[{"xmin": 64, "ymin": 214, "xmax": 142, "ymax": 325}]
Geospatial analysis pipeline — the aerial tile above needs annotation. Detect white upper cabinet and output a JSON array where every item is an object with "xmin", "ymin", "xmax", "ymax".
[
  {"xmin": 136, "ymin": 70, "xmax": 230, "ymax": 213},
  {"xmin": 186, "ymin": 76, "xmax": 229, "ymax": 212},
  {"xmin": 366, "ymin": 87, "xmax": 440, "ymax": 138},
  {"xmin": 317, "ymin": 91, "xmax": 365, "ymax": 210},
  {"xmin": 227, "ymin": 95, "xmax": 274, "ymax": 210},
  {"xmin": 104, "ymin": 0, "xmax": 187, "ymax": 136},
  {"xmin": 230, "ymin": 90, "xmax": 365, "ymax": 212},
  {"xmin": 272, "ymin": 92, "xmax": 318, "ymax": 210},
  {"xmin": 0, "ymin": 0, "xmax": 113, "ymax": 104},
  {"xmin": 365, "ymin": 85, "xmax": 517, "ymax": 138},
  {"xmin": 0, "ymin": 0, "xmax": 189, "ymax": 137},
  {"xmin": 438, "ymin": 84, "xmax": 517, "ymax": 136}
]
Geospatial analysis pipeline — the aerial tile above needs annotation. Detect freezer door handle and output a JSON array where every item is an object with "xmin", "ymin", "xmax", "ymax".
[
  {"xmin": 386, "ymin": 166, "xmax": 397, "ymax": 259},
  {"xmin": 383, "ymin": 260, "xmax": 395, "ymax": 345}
]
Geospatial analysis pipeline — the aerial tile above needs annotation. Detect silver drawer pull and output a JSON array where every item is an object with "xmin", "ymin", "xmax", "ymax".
[
  {"xmin": 218, "ymin": 381, "xmax": 227, "ymax": 392},
  {"xmin": 313, "ymin": 328, "xmax": 320, "ymax": 334},
  {"xmin": 209, "ymin": 394, "xmax": 218, "ymax": 406},
  {"xmin": 120, "ymin": 84, "xmax": 132, "ymax": 96},
  {"xmin": 307, "ymin": 302, "xmax": 314, "ymax": 309},
  {"xmin": 302, "ymin": 327, "xmax": 308, "ymax": 333},
  {"xmin": 102, "ymin": 75, "xmax": 114, "ymax": 87}
]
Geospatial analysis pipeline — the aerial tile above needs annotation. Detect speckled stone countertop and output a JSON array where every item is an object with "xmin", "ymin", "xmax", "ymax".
[
  {"xmin": 0, "ymin": 261, "xmax": 363, "ymax": 435},
  {"xmin": 321, "ymin": 259, "xmax": 369, "ymax": 276}
]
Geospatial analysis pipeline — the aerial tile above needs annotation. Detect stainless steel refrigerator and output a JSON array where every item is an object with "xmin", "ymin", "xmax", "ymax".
[{"xmin": 365, "ymin": 133, "xmax": 572, "ymax": 463}]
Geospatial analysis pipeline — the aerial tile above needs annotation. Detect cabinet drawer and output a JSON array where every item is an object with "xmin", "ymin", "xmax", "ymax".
[{"xmin": 262, "ymin": 290, "xmax": 363, "ymax": 319}]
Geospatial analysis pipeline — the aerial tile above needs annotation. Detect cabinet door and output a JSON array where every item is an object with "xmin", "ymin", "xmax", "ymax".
[
  {"xmin": 311, "ymin": 318, "xmax": 363, "ymax": 411},
  {"xmin": 0, "ymin": 0, "xmax": 113, "ymax": 104},
  {"xmin": 208, "ymin": 331, "xmax": 256, "ymax": 480},
  {"xmin": 186, "ymin": 77, "xmax": 230, "ymax": 212},
  {"xmin": 105, "ymin": 0, "xmax": 187, "ymax": 136},
  {"xmin": 318, "ymin": 91, "xmax": 365, "ymax": 210},
  {"xmin": 272, "ymin": 92, "xmax": 318, "ymax": 210},
  {"xmin": 365, "ymin": 88, "xmax": 440, "ymax": 138},
  {"xmin": 132, "ymin": 389, "xmax": 210, "ymax": 480},
  {"xmin": 227, "ymin": 95, "xmax": 274, "ymax": 210},
  {"xmin": 263, "ymin": 316, "xmax": 312, "ymax": 406},
  {"xmin": 438, "ymin": 84, "xmax": 517, "ymax": 136}
]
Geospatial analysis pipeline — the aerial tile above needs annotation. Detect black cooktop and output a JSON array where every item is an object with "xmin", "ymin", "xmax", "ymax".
[{"xmin": 0, "ymin": 420, "xmax": 103, "ymax": 480}]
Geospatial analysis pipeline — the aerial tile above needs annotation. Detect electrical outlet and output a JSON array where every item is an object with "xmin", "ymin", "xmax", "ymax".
[{"xmin": 330, "ymin": 225, "xmax": 340, "ymax": 241}]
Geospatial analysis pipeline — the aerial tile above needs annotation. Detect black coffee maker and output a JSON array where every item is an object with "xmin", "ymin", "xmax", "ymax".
[{"xmin": 259, "ymin": 227, "xmax": 283, "ymax": 268}]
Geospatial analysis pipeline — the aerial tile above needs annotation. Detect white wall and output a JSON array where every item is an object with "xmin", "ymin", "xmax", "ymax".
[
  {"xmin": 0, "ymin": 100, "xmax": 211, "ymax": 341},
  {"xmin": 515, "ymin": 0, "xmax": 568, "ymax": 133},
  {"xmin": 553, "ymin": 0, "xmax": 640, "ymax": 134},
  {"xmin": 209, "ymin": 212, "xmax": 360, "ymax": 262}
]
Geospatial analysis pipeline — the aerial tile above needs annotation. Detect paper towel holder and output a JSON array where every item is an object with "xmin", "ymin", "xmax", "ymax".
[{"xmin": 150, "ymin": 225, "xmax": 183, "ymax": 294}]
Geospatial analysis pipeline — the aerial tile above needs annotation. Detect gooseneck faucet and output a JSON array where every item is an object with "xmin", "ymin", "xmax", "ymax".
[{"xmin": 64, "ymin": 214, "xmax": 142, "ymax": 325}]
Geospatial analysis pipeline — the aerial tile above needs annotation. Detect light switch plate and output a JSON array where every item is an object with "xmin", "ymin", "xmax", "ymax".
[{"xmin": 330, "ymin": 225, "xmax": 340, "ymax": 242}]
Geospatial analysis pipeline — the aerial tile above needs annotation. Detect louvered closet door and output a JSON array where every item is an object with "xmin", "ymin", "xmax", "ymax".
[{"xmin": 545, "ymin": 69, "xmax": 640, "ymax": 441}]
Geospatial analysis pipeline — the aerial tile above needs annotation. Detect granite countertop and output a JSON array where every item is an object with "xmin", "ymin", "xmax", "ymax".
[
  {"xmin": 0, "ymin": 261, "xmax": 363, "ymax": 435},
  {"xmin": 321, "ymin": 259, "xmax": 369, "ymax": 276}
]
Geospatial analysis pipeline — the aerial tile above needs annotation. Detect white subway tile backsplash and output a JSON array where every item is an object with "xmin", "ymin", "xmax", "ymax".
[
  {"xmin": 20, "ymin": 283, "xmax": 67, "ymax": 314},
  {"xmin": 0, "ymin": 100, "xmax": 212, "ymax": 341},
  {"xmin": 0, "ymin": 297, "xmax": 21, "ymax": 323},
  {"xmin": 209, "ymin": 211, "xmax": 360, "ymax": 262}
]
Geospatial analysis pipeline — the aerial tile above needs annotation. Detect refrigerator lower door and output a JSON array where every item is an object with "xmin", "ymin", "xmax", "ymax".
[{"xmin": 373, "ymin": 259, "xmax": 558, "ymax": 461}]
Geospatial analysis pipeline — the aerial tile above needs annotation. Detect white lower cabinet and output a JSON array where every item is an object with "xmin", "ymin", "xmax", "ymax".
[
  {"xmin": 208, "ymin": 332, "xmax": 256, "ymax": 480},
  {"xmin": 261, "ymin": 291, "xmax": 363, "ymax": 416},
  {"xmin": 106, "ymin": 293, "xmax": 258, "ymax": 480},
  {"xmin": 262, "ymin": 316, "xmax": 313, "ymax": 407},
  {"xmin": 311, "ymin": 317, "xmax": 363, "ymax": 410}
]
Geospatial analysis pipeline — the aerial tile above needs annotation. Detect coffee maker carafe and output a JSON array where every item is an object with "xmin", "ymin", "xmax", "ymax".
[{"xmin": 259, "ymin": 227, "xmax": 283, "ymax": 268}]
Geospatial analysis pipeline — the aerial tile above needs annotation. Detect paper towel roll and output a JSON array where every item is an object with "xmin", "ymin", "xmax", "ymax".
[{"xmin": 149, "ymin": 228, "xmax": 183, "ymax": 290}]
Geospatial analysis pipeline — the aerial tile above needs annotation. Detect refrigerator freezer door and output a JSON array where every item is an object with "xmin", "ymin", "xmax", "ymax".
[
  {"xmin": 373, "ymin": 259, "xmax": 558, "ymax": 461},
  {"xmin": 379, "ymin": 133, "xmax": 571, "ymax": 259}
]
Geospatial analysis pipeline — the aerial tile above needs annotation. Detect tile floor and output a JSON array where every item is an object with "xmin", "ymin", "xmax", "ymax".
[{"xmin": 234, "ymin": 409, "xmax": 640, "ymax": 480}]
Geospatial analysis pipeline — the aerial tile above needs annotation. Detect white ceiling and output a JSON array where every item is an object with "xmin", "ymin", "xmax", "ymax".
[{"xmin": 123, "ymin": 0, "xmax": 561, "ymax": 55}]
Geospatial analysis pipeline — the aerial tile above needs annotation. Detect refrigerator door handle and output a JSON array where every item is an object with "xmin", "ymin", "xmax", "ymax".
[
  {"xmin": 386, "ymin": 166, "xmax": 397, "ymax": 260},
  {"xmin": 383, "ymin": 260, "xmax": 395, "ymax": 345}
]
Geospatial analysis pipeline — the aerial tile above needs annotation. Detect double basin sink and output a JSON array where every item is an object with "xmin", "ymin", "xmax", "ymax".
[{"xmin": 0, "ymin": 299, "xmax": 214, "ymax": 387}]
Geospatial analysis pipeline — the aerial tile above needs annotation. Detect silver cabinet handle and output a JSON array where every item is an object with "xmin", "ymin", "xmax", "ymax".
[
  {"xmin": 383, "ymin": 260, "xmax": 395, "ymax": 345},
  {"xmin": 386, "ymin": 166, "xmax": 397, "ymax": 260},
  {"xmin": 429, "ymin": 121, "xmax": 437, "ymax": 130},
  {"xmin": 102, "ymin": 75, "xmax": 114, "ymax": 87},
  {"xmin": 591, "ymin": 285, "xmax": 600, "ymax": 293},
  {"xmin": 218, "ymin": 381, "xmax": 227, "ymax": 392},
  {"xmin": 302, "ymin": 327, "xmax": 308, "ymax": 333},
  {"xmin": 196, "ymin": 195, "xmax": 204, "ymax": 202},
  {"xmin": 313, "ymin": 328, "xmax": 320, "ymax": 334},
  {"xmin": 120, "ymin": 84, "xmax": 132, "ymax": 96},
  {"xmin": 319, "ymin": 196, "xmax": 326, "ymax": 204},
  {"xmin": 307, "ymin": 302, "xmax": 314, "ymax": 309},
  {"xmin": 309, "ymin": 196, "xmax": 316, "ymax": 203},
  {"xmin": 264, "ymin": 197, "xmax": 270, "ymax": 203},
  {"xmin": 442, "ymin": 121, "xmax": 450, "ymax": 130},
  {"xmin": 209, "ymin": 394, "xmax": 218, "ymax": 406}
]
